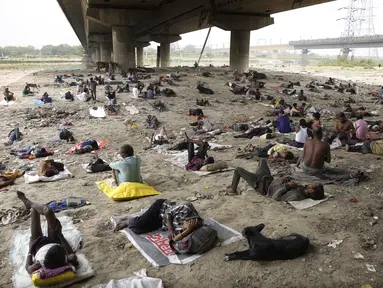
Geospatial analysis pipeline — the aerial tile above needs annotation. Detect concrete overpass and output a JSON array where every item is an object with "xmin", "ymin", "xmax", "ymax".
[
  {"xmin": 290, "ymin": 35, "xmax": 383, "ymax": 57},
  {"xmin": 57, "ymin": 0, "xmax": 335, "ymax": 70}
]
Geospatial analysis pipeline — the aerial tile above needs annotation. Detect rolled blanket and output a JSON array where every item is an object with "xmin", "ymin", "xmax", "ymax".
[{"xmin": 37, "ymin": 265, "xmax": 74, "ymax": 279}]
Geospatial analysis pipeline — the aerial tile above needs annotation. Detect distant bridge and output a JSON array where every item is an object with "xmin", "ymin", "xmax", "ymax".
[
  {"xmin": 289, "ymin": 35, "xmax": 383, "ymax": 50},
  {"xmin": 210, "ymin": 35, "xmax": 383, "ymax": 55}
]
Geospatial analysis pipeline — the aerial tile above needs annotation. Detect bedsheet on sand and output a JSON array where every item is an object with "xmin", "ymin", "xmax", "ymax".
[
  {"xmin": 11, "ymin": 216, "xmax": 95, "ymax": 288},
  {"xmin": 112, "ymin": 214, "xmax": 242, "ymax": 267},
  {"xmin": 24, "ymin": 168, "xmax": 73, "ymax": 184}
]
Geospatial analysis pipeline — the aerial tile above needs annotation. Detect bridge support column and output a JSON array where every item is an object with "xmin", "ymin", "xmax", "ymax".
[
  {"xmin": 342, "ymin": 48, "xmax": 351, "ymax": 58},
  {"xmin": 83, "ymin": 54, "xmax": 92, "ymax": 69},
  {"xmin": 136, "ymin": 47, "xmax": 144, "ymax": 67},
  {"xmin": 112, "ymin": 25, "xmax": 135, "ymax": 69},
  {"xmin": 272, "ymin": 50, "xmax": 278, "ymax": 60},
  {"xmin": 136, "ymin": 42, "xmax": 150, "ymax": 67},
  {"xmin": 160, "ymin": 43, "xmax": 170, "ymax": 67},
  {"xmin": 100, "ymin": 42, "xmax": 112, "ymax": 62},
  {"xmin": 301, "ymin": 49, "xmax": 309, "ymax": 66},
  {"xmin": 151, "ymin": 34, "xmax": 181, "ymax": 68},
  {"xmin": 230, "ymin": 30, "xmax": 250, "ymax": 71}
]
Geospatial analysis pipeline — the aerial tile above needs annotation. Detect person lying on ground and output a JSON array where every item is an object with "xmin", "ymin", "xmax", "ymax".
[
  {"xmin": 185, "ymin": 133, "xmax": 213, "ymax": 171},
  {"xmin": 16, "ymin": 191, "xmax": 78, "ymax": 274},
  {"xmin": 354, "ymin": 114, "xmax": 369, "ymax": 141},
  {"xmin": 346, "ymin": 140, "xmax": 383, "ymax": 155},
  {"xmin": 234, "ymin": 126, "xmax": 272, "ymax": 139},
  {"xmin": 109, "ymin": 144, "xmax": 142, "ymax": 185},
  {"xmin": 225, "ymin": 158, "xmax": 324, "ymax": 200},
  {"xmin": 3, "ymin": 87, "xmax": 14, "ymax": 102},
  {"xmin": 0, "ymin": 173, "xmax": 17, "ymax": 188},
  {"xmin": 5, "ymin": 126, "xmax": 22, "ymax": 146},
  {"xmin": 114, "ymin": 199, "xmax": 203, "ymax": 243},
  {"xmin": 38, "ymin": 159, "xmax": 64, "ymax": 177},
  {"xmin": 344, "ymin": 105, "xmax": 371, "ymax": 118}
]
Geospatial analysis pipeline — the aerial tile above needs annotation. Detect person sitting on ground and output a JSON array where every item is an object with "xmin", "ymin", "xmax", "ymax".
[
  {"xmin": 254, "ymin": 88, "xmax": 262, "ymax": 100},
  {"xmin": 109, "ymin": 144, "xmax": 142, "ymax": 186},
  {"xmin": 296, "ymin": 127, "xmax": 364, "ymax": 184},
  {"xmin": 298, "ymin": 89, "xmax": 307, "ymax": 101},
  {"xmin": 23, "ymin": 85, "xmax": 33, "ymax": 95},
  {"xmin": 290, "ymin": 119, "xmax": 313, "ymax": 148},
  {"xmin": 331, "ymin": 112, "xmax": 355, "ymax": 145},
  {"xmin": 114, "ymin": 199, "xmax": 203, "ymax": 244},
  {"xmin": 290, "ymin": 103, "xmax": 302, "ymax": 117},
  {"xmin": 76, "ymin": 88, "xmax": 91, "ymax": 102},
  {"xmin": 296, "ymin": 127, "xmax": 330, "ymax": 175},
  {"xmin": 308, "ymin": 112, "xmax": 321, "ymax": 130},
  {"xmin": 64, "ymin": 91, "xmax": 74, "ymax": 101},
  {"xmin": 16, "ymin": 191, "xmax": 78, "ymax": 274},
  {"xmin": 193, "ymin": 116, "xmax": 213, "ymax": 134},
  {"xmin": 354, "ymin": 114, "xmax": 369, "ymax": 141},
  {"xmin": 106, "ymin": 90, "xmax": 116, "ymax": 105},
  {"xmin": 41, "ymin": 92, "xmax": 53, "ymax": 104},
  {"xmin": 275, "ymin": 110, "xmax": 292, "ymax": 134},
  {"xmin": 144, "ymin": 88, "xmax": 154, "ymax": 99},
  {"xmin": 346, "ymin": 140, "xmax": 383, "ymax": 155},
  {"xmin": 59, "ymin": 128, "xmax": 75, "ymax": 143},
  {"xmin": 185, "ymin": 133, "xmax": 213, "ymax": 171},
  {"xmin": 225, "ymin": 158, "xmax": 324, "ymax": 200},
  {"xmin": 3, "ymin": 87, "xmax": 14, "ymax": 102}
]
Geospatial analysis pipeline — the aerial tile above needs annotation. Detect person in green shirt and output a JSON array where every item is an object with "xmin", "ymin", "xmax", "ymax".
[{"xmin": 110, "ymin": 144, "xmax": 142, "ymax": 185}]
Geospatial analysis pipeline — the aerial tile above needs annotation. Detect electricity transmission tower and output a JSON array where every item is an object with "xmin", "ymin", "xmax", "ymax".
[{"xmin": 338, "ymin": 0, "xmax": 378, "ymax": 59}]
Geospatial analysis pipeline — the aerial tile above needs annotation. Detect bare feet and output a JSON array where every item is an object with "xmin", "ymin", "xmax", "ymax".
[
  {"xmin": 224, "ymin": 186, "xmax": 237, "ymax": 196},
  {"xmin": 16, "ymin": 190, "xmax": 31, "ymax": 209}
]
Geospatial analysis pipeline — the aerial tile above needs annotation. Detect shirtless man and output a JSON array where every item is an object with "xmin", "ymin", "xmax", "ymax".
[
  {"xmin": 335, "ymin": 112, "xmax": 355, "ymax": 133},
  {"xmin": 297, "ymin": 127, "xmax": 331, "ymax": 175}
]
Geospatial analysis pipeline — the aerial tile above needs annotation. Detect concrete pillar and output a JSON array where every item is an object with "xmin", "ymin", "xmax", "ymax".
[
  {"xmin": 94, "ymin": 46, "xmax": 100, "ymax": 62},
  {"xmin": 229, "ymin": 30, "xmax": 250, "ymax": 71},
  {"xmin": 160, "ymin": 43, "xmax": 170, "ymax": 67},
  {"xmin": 342, "ymin": 48, "xmax": 351, "ymax": 58},
  {"xmin": 100, "ymin": 42, "xmax": 112, "ymax": 62},
  {"xmin": 301, "ymin": 49, "xmax": 309, "ymax": 66},
  {"xmin": 83, "ymin": 54, "xmax": 92, "ymax": 68},
  {"xmin": 137, "ymin": 47, "xmax": 144, "ymax": 67},
  {"xmin": 112, "ymin": 25, "xmax": 135, "ymax": 69}
]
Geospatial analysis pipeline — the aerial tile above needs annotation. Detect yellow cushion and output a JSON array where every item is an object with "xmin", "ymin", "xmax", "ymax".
[
  {"xmin": 31, "ymin": 271, "xmax": 76, "ymax": 286},
  {"xmin": 95, "ymin": 180, "xmax": 161, "ymax": 201}
]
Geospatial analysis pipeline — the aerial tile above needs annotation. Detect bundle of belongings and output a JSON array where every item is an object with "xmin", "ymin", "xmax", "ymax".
[
  {"xmin": 10, "ymin": 146, "xmax": 53, "ymax": 160},
  {"xmin": 85, "ymin": 157, "xmax": 111, "ymax": 173}
]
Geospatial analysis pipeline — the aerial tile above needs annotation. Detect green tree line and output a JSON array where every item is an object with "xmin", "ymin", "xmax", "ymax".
[{"xmin": 0, "ymin": 44, "xmax": 84, "ymax": 57}]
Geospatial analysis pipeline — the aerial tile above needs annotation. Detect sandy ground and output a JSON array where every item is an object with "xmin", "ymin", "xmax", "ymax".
[{"xmin": 1, "ymin": 64, "xmax": 383, "ymax": 288}]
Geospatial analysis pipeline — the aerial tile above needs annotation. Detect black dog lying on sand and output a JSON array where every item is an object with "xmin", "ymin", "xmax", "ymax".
[{"xmin": 224, "ymin": 224, "xmax": 309, "ymax": 261}]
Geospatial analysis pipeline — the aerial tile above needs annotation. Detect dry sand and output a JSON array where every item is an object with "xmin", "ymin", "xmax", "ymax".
[{"xmin": 0, "ymin": 64, "xmax": 383, "ymax": 288}]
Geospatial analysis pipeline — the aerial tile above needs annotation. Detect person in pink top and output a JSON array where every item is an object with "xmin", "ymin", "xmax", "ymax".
[{"xmin": 354, "ymin": 115, "xmax": 369, "ymax": 141}]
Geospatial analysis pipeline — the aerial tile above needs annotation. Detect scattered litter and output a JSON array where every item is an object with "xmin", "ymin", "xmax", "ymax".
[
  {"xmin": 354, "ymin": 252, "xmax": 365, "ymax": 260},
  {"xmin": 327, "ymin": 239, "xmax": 343, "ymax": 248},
  {"xmin": 366, "ymin": 264, "xmax": 376, "ymax": 272}
]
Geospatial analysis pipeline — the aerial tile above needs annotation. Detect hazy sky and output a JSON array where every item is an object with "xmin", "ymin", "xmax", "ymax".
[{"xmin": 0, "ymin": 0, "xmax": 382, "ymax": 55}]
